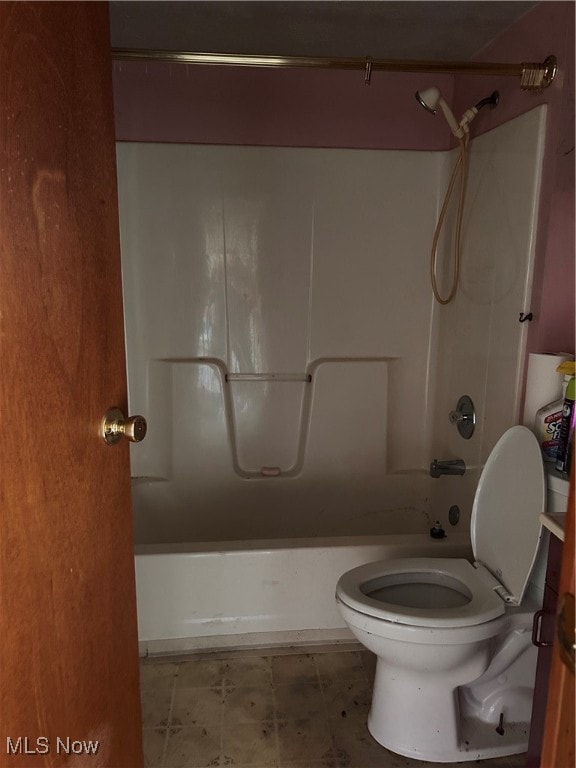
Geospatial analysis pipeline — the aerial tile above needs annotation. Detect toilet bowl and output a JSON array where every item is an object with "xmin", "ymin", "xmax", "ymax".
[{"xmin": 336, "ymin": 426, "xmax": 546, "ymax": 763}]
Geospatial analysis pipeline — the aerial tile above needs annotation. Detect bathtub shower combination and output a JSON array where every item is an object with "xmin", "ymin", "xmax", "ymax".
[{"xmin": 116, "ymin": 107, "xmax": 546, "ymax": 656}]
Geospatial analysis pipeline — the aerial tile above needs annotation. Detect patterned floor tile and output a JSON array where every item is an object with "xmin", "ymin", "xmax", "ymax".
[
  {"xmin": 176, "ymin": 659, "xmax": 228, "ymax": 689},
  {"xmin": 141, "ymin": 662, "xmax": 180, "ymax": 691},
  {"xmin": 221, "ymin": 720, "xmax": 278, "ymax": 766},
  {"xmin": 143, "ymin": 728, "xmax": 167, "ymax": 768},
  {"xmin": 141, "ymin": 649, "xmax": 530, "ymax": 768},
  {"xmin": 329, "ymin": 716, "xmax": 401, "ymax": 768},
  {"xmin": 272, "ymin": 653, "xmax": 318, "ymax": 684},
  {"xmin": 141, "ymin": 688, "xmax": 173, "ymax": 729},
  {"xmin": 221, "ymin": 656, "xmax": 272, "ymax": 687},
  {"xmin": 505, "ymin": 754, "xmax": 527, "ymax": 767},
  {"xmin": 277, "ymin": 717, "xmax": 333, "ymax": 765},
  {"xmin": 321, "ymin": 678, "xmax": 371, "ymax": 721},
  {"xmin": 164, "ymin": 724, "xmax": 221, "ymax": 768},
  {"xmin": 171, "ymin": 686, "xmax": 223, "ymax": 729},
  {"xmin": 274, "ymin": 680, "xmax": 325, "ymax": 720},
  {"xmin": 313, "ymin": 651, "xmax": 366, "ymax": 682},
  {"xmin": 223, "ymin": 684, "xmax": 275, "ymax": 723},
  {"xmin": 359, "ymin": 650, "xmax": 377, "ymax": 682}
]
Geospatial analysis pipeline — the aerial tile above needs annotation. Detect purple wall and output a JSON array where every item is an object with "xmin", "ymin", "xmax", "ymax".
[{"xmin": 113, "ymin": 62, "xmax": 454, "ymax": 150}]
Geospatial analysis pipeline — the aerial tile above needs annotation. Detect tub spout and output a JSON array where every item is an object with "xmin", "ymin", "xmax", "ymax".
[{"xmin": 430, "ymin": 459, "xmax": 466, "ymax": 478}]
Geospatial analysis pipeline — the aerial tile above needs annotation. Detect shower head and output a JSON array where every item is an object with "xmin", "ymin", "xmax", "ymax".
[
  {"xmin": 415, "ymin": 87, "xmax": 500, "ymax": 139},
  {"xmin": 415, "ymin": 86, "xmax": 461, "ymax": 137},
  {"xmin": 415, "ymin": 86, "xmax": 442, "ymax": 114}
]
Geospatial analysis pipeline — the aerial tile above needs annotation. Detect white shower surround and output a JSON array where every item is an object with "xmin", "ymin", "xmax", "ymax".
[
  {"xmin": 118, "ymin": 107, "xmax": 545, "ymax": 544},
  {"xmin": 119, "ymin": 144, "xmax": 441, "ymax": 544},
  {"xmin": 117, "ymin": 108, "xmax": 546, "ymax": 648}
]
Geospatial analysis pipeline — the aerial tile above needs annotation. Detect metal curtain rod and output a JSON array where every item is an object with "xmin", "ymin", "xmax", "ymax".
[{"xmin": 112, "ymin": 49, "xmax": 557, "ymax": 90}]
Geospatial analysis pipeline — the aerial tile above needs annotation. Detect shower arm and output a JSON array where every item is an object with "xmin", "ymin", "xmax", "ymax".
[{"xmin": 111, "ymin": 49, "xmax": 557, "ymax": 91}]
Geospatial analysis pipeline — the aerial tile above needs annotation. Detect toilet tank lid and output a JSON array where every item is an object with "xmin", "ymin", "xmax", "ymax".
[{"xmin": 471, "ymin": 426, "xmax": 545, "ymax": 605}]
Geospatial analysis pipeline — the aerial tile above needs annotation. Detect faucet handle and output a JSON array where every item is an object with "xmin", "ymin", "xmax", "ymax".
[{"xmin": 449, "ymin": 395, "xmax": 475, "ymax": 439}]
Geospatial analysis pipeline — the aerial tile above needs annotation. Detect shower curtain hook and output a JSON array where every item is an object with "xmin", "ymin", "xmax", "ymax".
[{"xmin": 364, "ymin": 56, "xmax": 373, "ymax": 86}]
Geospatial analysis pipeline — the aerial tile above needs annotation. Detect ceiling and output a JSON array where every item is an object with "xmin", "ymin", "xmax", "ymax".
[{"xmin": 110, "ymin": 1, "xmax": 539, "ymax": 61}]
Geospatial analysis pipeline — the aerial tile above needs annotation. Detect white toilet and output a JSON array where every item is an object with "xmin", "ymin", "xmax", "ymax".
[{"xmin": 336, "ymin": 426, "xmax": 549, "ymax": 763}]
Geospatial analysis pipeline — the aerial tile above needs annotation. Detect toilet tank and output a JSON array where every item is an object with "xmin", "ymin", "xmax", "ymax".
[
  {"xmin": 546, "ymin": 469, "xmax": 570, "ymax": 514},
  {"xmin": 529, "ymin": 469, "xmax": 570, "ymax": 595}
]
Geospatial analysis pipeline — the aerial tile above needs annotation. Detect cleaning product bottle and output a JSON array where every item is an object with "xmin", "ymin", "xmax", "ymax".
[
  {"xmin": 534, "ymin": 362, "xmax": 572, "ymax": 462},
  {"xmin": 555, "ymin": 361, "xmax": 576, "ymax": 474}
]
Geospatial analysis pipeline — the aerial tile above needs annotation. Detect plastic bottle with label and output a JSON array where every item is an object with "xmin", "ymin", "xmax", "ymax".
[
  {"xmin": 555, "ymin": 366, "xmax": 576, "ymax": 474},
  {"xmin": 534, "ymin": 362, "xmax": 573, "ymax": 462}
]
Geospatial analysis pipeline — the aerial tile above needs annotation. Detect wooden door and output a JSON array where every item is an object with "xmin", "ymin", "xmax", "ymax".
[
  {"xmin": 0, "ymin": 3, "xmax": 143, "ymax": 766},
  {"xmin": 541, "ymin": 467, "xmax": 575, "ymax": 768}
]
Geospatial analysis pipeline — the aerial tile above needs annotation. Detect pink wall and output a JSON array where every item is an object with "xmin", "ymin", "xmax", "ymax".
[
  {"xmin": 453, "ymin": 1, "xmax": 575, "ymax": 357},
  {"xmin": 113, "ymin": 61, "xmax": 454, "ymax": 151}
]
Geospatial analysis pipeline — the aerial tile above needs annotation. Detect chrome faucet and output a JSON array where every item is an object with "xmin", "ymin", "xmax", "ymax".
[{"xmin": 430, "ymin": 459, "xmax": 466, "ymax": 478}]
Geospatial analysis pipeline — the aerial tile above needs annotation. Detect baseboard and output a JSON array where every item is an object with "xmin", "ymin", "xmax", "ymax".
[{"xmin": 138, "ymin": 627, "xmax": 356, "ymax": 658}]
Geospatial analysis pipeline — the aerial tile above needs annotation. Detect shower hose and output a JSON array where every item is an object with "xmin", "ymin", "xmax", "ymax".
[{"xmin": 430, "ymin": 130, "xmax": 470, "ymax": 305}]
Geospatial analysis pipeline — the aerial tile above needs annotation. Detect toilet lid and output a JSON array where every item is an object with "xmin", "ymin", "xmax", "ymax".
[{"xmin": 471, "ymin": 426, "xmax": 545, "ymax": 605}]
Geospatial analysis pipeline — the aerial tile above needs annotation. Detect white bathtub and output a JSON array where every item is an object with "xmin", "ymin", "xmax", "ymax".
[{"xmin": 135, "ymin": 531, "xmax": 472, "ymax": 656}]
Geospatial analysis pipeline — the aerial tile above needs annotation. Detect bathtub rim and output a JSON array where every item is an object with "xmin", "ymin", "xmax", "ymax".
[{"xmin": 134, "ymin": 530, "xmax": 472, "ymax": 555}]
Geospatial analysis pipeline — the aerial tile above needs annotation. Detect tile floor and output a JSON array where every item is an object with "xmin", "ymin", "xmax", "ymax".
[{"xmin": 140, "ymin": 645, "xmax": 527, "ymax": 768}]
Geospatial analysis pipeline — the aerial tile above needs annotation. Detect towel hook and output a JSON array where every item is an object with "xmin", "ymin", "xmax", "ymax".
[{"xmin": 364, "ymin": 57, "xmax": 373, "ymax": 86}]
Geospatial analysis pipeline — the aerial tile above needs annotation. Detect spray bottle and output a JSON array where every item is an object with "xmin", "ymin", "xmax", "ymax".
[
  {"xmin": 534, "ymin": 362, "xmax": 572, "ymax": 462},
  {"xmin": 555, "ymin": 361, "xmax": 576, "ymax": 474}
]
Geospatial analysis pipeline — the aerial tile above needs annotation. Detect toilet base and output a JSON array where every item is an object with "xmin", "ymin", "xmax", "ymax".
[
  {"xmin": 366, "ymin": 637, "xmax": 534, "ymax": 763},
  {"xmin": 369, "ymin": 713, "xmax": 530, "ymax": 763},
  {"xmin": 367, "ymin": 643, "xmax": 492, "ymax": 761},
  {"xmin": 361, "ymin": 617, "xmax": 537, "ymax": 762}
]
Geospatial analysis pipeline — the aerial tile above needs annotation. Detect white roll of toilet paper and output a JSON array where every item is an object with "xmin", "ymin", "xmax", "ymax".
[{"xmin": 523, "ymin": 352, "xmax": 573, "ymax": 429}]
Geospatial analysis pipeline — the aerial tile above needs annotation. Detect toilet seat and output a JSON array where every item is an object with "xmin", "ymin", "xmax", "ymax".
[
  {"xmin": 336, "ymin": 557, "xmax": 505, "ymax": 628},
  {"xmin": 336, "ymin": 426, "xmax": 546, "ymax": 631}
]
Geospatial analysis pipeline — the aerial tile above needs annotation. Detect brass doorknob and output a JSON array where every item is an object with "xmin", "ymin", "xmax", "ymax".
[{"xmin": 101, "ymin": 407, "xmax": 147, "ymax": 445}]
